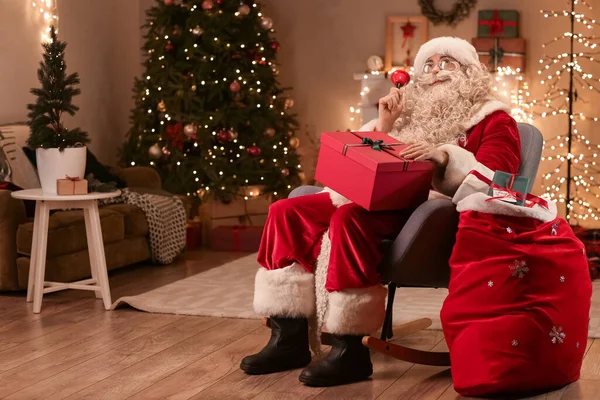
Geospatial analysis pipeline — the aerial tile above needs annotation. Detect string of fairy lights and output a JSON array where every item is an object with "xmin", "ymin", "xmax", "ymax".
[
  {"xmin": 31, "ymin": 0, "xmax": 58, "ymax": 43},
  {"xmin": 515, "ymin": 0, "xmax": 600, "ymax": 223},
  {"xmin": 133, "ymin": 1, "xmax": 301, "ymax": 200}
]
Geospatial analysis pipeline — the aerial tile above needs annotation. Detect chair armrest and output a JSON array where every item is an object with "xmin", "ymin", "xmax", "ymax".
[
  {"xmin": 0, "ymin": 190, "xmax": 28, "ymax": 291},
  {"xmin": 115, "ymin": 166, "xmax": 162, "ymax": 190},
  {"xmin": 289, "ymin": 185, "xmax": 323, "ymax": 198},
  {"xmin": 380, "ymin": 198, "xmax": 458, "ymax": 288}
]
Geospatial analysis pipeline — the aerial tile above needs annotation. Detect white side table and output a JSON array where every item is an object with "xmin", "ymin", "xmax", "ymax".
[{"xmin": 11, "ymin": 189, "xmax": 121, "ymax": 313}]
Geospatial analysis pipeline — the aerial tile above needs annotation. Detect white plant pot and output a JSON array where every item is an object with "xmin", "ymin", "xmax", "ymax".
[{"xmin": 36, "ymin": 147, "xmax": 87, "ymax": 194}]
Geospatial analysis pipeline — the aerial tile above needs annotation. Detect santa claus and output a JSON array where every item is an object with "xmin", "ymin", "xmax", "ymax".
[{"xmin": 240, "ymin": 37, "xmax": 521, "ymax": 386}]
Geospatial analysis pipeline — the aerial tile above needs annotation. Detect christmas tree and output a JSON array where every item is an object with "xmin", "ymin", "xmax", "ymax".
[
  {"xmin": 120, "ymin": 0, "xmax": 302, "ymax": 203},
  {"xmin": 27, "ymin": 26, "xmax": 88, "ymax": 150},
  {"xmin": 527, "ymin": 0, "xmax": 600, "ymax": 224}
]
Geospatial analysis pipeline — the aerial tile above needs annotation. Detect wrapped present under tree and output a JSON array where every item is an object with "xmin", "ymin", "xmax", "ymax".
[
  {"xmin": 472, "ymin": 37, "xmax": 526, "ymax": 72},
  {"xmin": 477, "ymin": 10, "xmax": 519, "ymax": 38}
]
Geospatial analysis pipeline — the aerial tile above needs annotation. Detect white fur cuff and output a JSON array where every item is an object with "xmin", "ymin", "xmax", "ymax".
[
  {"xmin": 253, "ymin": 263, "xmax": 316, "ymax": 317},
  {"xmin": 456, "ymin": 192, "xmax": 558, "ymax": 222},
  {"xmin": 451, "ymin": 163, "xmax": 494, "ymax": 204},
  {"xmin": 322, "ymin": 187, "xmax": 353, "ymax": 207},
  {"xmin": 325, "ymin": 285, "xmax": 387, "ymax": 335},
  {"xmin": 433, "ymin": 144, "xmax": 479, "ymax": 197}
]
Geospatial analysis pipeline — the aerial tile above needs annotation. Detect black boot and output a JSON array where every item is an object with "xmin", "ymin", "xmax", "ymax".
[
  {"xmin": 240, "ymin": 316, "xmax": 311, "ymax": 375},
  {"xmin": 299, "ymin": 334, "xmax": 372, "ymax": 387}
]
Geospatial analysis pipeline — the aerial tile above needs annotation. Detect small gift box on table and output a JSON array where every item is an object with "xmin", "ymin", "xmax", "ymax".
[
  {"xmin": 472, "ymin": 37, "xmax": 526, "ymax": 72},
  {"xmin": 477, "ymin": 10, "xmax": 519, "ymax": 38},
  {"xmin": 56, "ymin": 177, "xmax": 88, "ymax": 195},
  {"xmin": 209, "ymin": 225, "xmax": 264, "ymax": 252},
  {"xmin": 315, "ymin": 131, "xmax": 434, "ymax": 211}
]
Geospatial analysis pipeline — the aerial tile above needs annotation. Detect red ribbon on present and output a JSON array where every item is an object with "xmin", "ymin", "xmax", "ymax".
[
  {"xmin": 344, "ymin": 132, "xmax": 410, "ymax": 171},
  {"xmin": 478, "ymin": 10, "xmax": 517, "ymax": 37},
  {"xmin": 65, "ymin": 175, "xmax": 81, "ymax": 195},
  {"xmin": 166, "ymin": 122, "xmax": 184, "ymax": 150},
  {"xmin": 469, "ymin": 170, "xmax": 548, "ymax": 209}
]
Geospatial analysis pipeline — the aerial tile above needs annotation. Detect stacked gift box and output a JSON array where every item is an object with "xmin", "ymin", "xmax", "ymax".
[
  {"xmin": 472, "ymin": 10, "xmax": 526, "ymax": 72},
  {"xmin": 198, "ymin": 194, "xmax": 271, "ymax": 252}
]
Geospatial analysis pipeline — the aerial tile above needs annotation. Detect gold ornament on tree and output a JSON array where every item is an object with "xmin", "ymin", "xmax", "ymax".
[
  {"xmin": 184, "ymin": 123, "xmax": 198, "ymax": 138},
  {"xmin": 229, "ymin": 129, "xmax": 239, "ymax": 140},
  {"xmin": 284, "ymin": 98, "xmax": 295, "ymax": 109},
  {"xmin": 149, "ymin": 144, "xmax": 162, "ymax": 159},
  {"xmin": 265, "ymin": 128, "xmax": 276, "ymax": 137},
  {"xmin": 289, "ymin": 137, "xmax": 300, "ymax": 148},
  {"xmin": 192, "ymin": 25, "xmax": 204, "ymax": 36},
  {"xmin": 191, "ymin": 84, "xmax": 197, "ymax": 91},
  {"xmin": 260, "ymin": 16, "xmax": 274, "ymax": 30},
  {"xmin": 238, "ymin": 4, "xmax": 250, "ymax": 16},
  {"xmin": 157, "ymin": 101, "xmax": 167, "ymax": 112}
]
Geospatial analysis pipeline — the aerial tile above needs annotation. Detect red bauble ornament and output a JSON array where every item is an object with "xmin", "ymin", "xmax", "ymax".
[
  {"xmin": 202, "ymin": 0, "xmax": 214, "ymax": 10},
  {"xmin": 258, "ymin": 58, "xmax": 267, "ymax": 65},
  {"xmin": 217, "ymin": 129, "xmax": 232, "ymax": 142},
  {"xmin": 281, "ymin": 168, "xmax": 290, "ymax": 176},
  {"xmin": 164, "ymin": 0, "xmax": 174, "ymax": 5},
  {"xmin": 390, "ymin": 69, "xmax": 411, "ymax": 88},
  {"xmin": 270, "ymin": 40, "xmax": 280, "ymax": 52},
  {"xmin": 216, "ymin": 0, "xmax": 224, "ymax": 3},
  {"xmin": 229, "ymin": 80, "xmax": 241, "ymax": 92},
  {"xmin": 232, "ymin": 53, "xmax": 242, "ymax": 60},
  {"xmin": 165, "ymin": 42, "xmax": 174, "ymax": 52},
  {"xmin": 247, "ymin": 145, "xmax": 262, "ymax": 157}
]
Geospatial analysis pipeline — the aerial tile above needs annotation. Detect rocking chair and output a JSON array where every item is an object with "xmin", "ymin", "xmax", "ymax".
[{"xmin": 272, "ymin": 122, "xmax": 543, "ymax": 366}]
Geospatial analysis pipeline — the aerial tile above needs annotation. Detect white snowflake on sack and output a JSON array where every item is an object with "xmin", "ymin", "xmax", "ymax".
[
  {"xmin": 550, "ymin": 326, "xmax": 566, "ymax": 344},
  {"xmin": 551, "ymin": 221, "xmax": 560, "ymax": 236},
  {"xmin": 510, "ymin": 260, "xmax": 529, "ymax": 278}
]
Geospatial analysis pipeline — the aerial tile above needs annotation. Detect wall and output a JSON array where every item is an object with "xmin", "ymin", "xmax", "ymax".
[
  {"xmin": 3, "ymin": 0, "xmax": 599, "ymax": 217},
  {"xmin": 0, "ymin": 0, "xmax": 142, "ymax": 165},
  {"xmin": 260, "ymin": 0, "xmax": 600, "ymax": 197}
]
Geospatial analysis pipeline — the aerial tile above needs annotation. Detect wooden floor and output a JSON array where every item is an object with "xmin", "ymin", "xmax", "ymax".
[{"xmin": 0, "ymin": 251, "xmax": 599, "ymax": 399}]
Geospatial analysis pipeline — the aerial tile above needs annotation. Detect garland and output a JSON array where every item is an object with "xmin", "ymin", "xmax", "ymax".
[{"xmin": 418, "ymin": 0, "xmax": 477, "ymax": 26}]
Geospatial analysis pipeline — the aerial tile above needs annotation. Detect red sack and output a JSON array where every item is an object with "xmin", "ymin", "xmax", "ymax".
[{"xmin": 441, "ymin": 169, "xmax": 592, "ymax": 397}]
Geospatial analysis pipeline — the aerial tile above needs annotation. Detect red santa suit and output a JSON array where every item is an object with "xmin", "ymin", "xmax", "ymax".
[
  {"xmin": 440, "ymin": 164, "xmax": 592, "ymax": 397},
  {"xmin": 254, "ymin": 105, "xmax": 521, "ymax": 344}
]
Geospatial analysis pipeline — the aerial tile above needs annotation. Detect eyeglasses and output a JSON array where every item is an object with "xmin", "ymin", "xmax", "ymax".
[{"xmin": 422, "ymin": 57, "xmax": 460, "ymax": 74}]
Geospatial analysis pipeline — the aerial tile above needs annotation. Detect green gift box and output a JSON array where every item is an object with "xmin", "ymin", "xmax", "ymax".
[
  {"xmin": 478, "ymin": 10, "xmax": 519, "ymax": 38},
  {"xmin": 487, "ymin": 171, "xmax": 530, "ymax": 206}
]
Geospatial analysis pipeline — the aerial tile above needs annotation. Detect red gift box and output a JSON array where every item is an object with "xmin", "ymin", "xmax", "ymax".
[
  {"xmin": 209, "ymin": 225, "xmax": 264, "ymax": 252},
  {"xmin": 315, "ymin": 131, "xmax": 434, "ymax": 211},
  {"xmin": 186, "ymin": 221, "xmax": 203, "ymax": 250}
]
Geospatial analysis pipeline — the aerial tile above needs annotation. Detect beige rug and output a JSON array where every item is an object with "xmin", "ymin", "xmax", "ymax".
[{"xmin": 112, "ymin": 254, "xmax": 600, "ymax": 337}]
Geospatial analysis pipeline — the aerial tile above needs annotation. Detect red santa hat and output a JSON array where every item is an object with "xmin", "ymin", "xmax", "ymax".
[{"xmin": 413, "ymin": 37, "xmax": 481, "ymax": 75}]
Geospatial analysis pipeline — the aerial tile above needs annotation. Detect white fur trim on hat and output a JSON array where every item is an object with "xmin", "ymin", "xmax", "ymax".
[
  {"xmin": 325, "ymin": 285, "xmax": 387, "ymax": 335},
  {"xmin": 414, "ymin": 37, "xmax": 481, "ymax": 76},
  {"xmin": 253, "ymin": 263, "xmax": 316, "ymax": 317}
]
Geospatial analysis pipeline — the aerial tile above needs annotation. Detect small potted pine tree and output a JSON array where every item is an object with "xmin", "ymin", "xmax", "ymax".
[{"xmin": 27, "ymin": 26, "xmax": 88, "ymax": 194}]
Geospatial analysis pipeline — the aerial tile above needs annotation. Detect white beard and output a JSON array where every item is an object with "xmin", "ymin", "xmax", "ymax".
[{"xmin": 389, "ymin": 65, "xmax": 493, "ymax": 146}]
